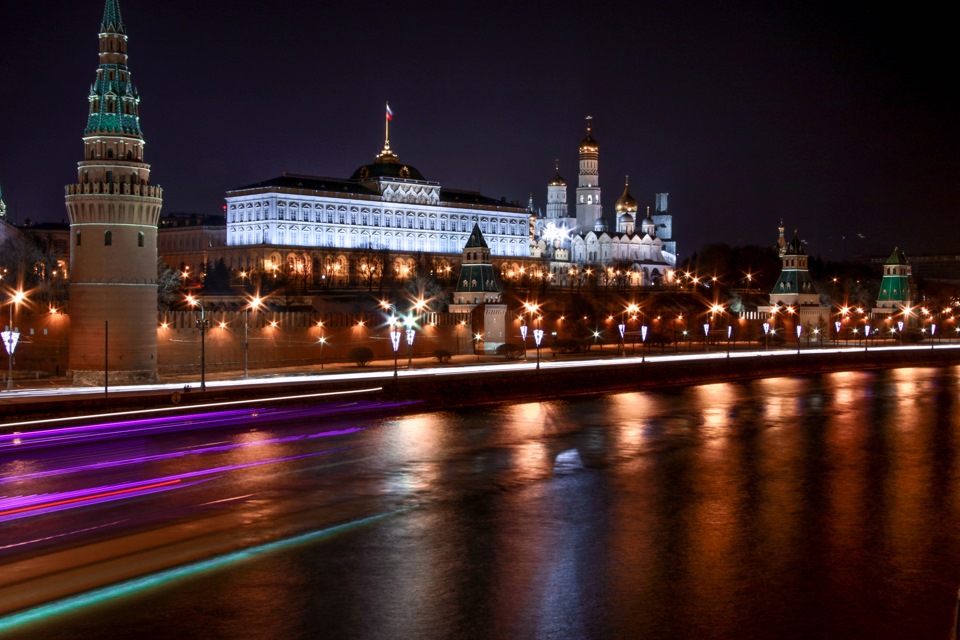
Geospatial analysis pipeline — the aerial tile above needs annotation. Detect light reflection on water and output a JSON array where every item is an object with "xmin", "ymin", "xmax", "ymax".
[{"xmin": 8, "ymin": 367, "xmax": 960, "ymax": 640}]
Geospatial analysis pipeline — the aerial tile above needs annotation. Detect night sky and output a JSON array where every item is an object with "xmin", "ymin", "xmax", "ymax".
[{"xmin": 2, "ymin": 1, "xmax": 956, "ymax": 260}]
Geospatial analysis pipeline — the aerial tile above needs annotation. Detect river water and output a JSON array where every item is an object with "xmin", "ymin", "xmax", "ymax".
[{"xmin": 7, "ymin": 366, "xmax": 960, "ymax": 639}]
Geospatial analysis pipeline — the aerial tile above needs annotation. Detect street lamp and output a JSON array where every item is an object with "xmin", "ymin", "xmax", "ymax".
[
  {"xmin": 763, "ymin": 321, "xmax": 770, "ymax": 350},
  {"xmin": 380, "ymin": 300, "xmax": 402, "ymax": 379},
  {"xmin": 533, "ymin": 319, "xmax": 544, "ymax": 371},
  {"xmin": 315, "ymin": 321, "xmax": 326, "ymax": 370},
  {"xmin": 3, "ymin": 290, "xmax": 26, "ymax": 391},
  {"xmin": 390, "ymin": 319, "xmax": 402, "ymax": 378},
  {"xmin": 703, "ymin": 323, "xmax": 710, "ymax": 353},
  {"xmin": 186, "ymin": 295, "xmax": 209, "ymax": 392},
  {"xmin": 244, "ymin": 295, "xmax": 263, "ymax": 379},
  {"xmin": 796, "ymin": 324, "xmax": 802, "ymax": 355},
  {"xmin": 520, "ymin": 321, "xmax": 528, "ymax": 359},
  {"xmin": 405, "ymin": 315, "xmax": 416, "ymax": 368},
  {"xmin": 641, "ymin": 324, "xmax": 648, "ymax": 363},
  {"xmin": 523, "ymin": 301, "xmax": 541, "ymax": 362}
]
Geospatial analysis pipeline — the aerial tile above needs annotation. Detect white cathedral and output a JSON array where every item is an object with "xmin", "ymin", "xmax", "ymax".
[{"xmin": 531, "ymin": 117, "xmax": 676, "ymax": 287}]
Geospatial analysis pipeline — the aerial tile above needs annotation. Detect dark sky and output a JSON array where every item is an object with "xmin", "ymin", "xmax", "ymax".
[{"xmin": 2, "ymin": 1, "xmax": 957, "ymax": 260}]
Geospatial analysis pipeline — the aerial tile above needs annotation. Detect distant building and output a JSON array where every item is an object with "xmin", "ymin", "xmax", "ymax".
[
  {"xmin": 530, "ymin": 117, "xmax": 677, "ymax": 287},
  {"xmin": 224, "ymin": 118, "xmax": 530, "ymax": 260},
  {"xmin": 763, "ymin": 227, "xmax": 830, "ymax": 329},
  {"xmin": 158, "ymin": 212, "xmax": 227, "ymax": 275},
  {"xmin": 448, "ymin": 224, "xmax": 506, "ymax": 352},
  {"xmin": 873, "ymin": 247, "xmax": 915, "ymax": 315}
]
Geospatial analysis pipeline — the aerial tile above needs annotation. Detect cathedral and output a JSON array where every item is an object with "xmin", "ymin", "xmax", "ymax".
[{"xmin": 530, "ymin": 118, "xmax": 677, "ymax": 287}]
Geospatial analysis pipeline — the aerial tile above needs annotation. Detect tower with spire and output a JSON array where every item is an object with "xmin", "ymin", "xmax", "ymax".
[
  {"xmin": 448, "ymin": 224, "xmax": 506, "ymax": 353},
  {"xmin": 0, "ymin": 185, "xmax": 6, "ymax": 222},
  {"xmin": 874, "ymin": 247, "xmax": 915, "ymax": 313},
  {"xmin": 64, "ymin": 0, "xmax": 163, "ymax": 384},
  {"xmin": 576, "ymin": 116, "xmax": 603, "ymax": 233}
]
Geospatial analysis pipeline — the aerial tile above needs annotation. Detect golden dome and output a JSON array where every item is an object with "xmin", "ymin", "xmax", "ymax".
[
  {"xmin": 579, "ymin": 133, "xmax": 599, "ymax": 153},
  {"xmin": 548, "ymin": 159, "xmax": 566, "ymax": 186},
  {"xmin": 614, "ymin": 177, "xmax": 638, "ymax": 213},
  {"xmin": 579, "ymin": 116, "xmax": 599, "ymax": 153}
]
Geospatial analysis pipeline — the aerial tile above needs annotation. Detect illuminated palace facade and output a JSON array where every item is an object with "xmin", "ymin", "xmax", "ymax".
[{"xmin": 224, "ymin": 132, "xmax": 531, "ymax": 273}]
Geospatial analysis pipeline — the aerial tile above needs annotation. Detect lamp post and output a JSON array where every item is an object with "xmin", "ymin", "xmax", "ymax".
[
  {"xmin": 380, "ymin": 300, "xmax": 401, "ymax": 378},
  {"xmin": 244, "ymin": 295, "xmax": 262, "ymax": 379},
  {"xmin": 864, "ymin": 324, "xmax": 871, "ymax": 351},
  {"xmin": 533, "ymin": 318, "xmax": 544, "ymax": 371},
  {"xmin": 405, "ymin": 316, "xmax": 416, "ymax": 368},
  {"xmin": 727, "ymin": 324, "xmax": 732, "ymax": 358},
  {"xmin": 523, "ymin": 301, "xmax": 541, "ymax": 362},
  {"xmin": 520, "ymin": 321, "xmax": 528, "ymax": 359},
  {"xmin": 390, "ymin": 319, "xmax": 402, "ymax": 378},
  {"xmin": 796, "ymin": 324, "xmax": 802, "ymax": 355},
  {"xmin": 763, "ymin": 321, "xmax": 770, "ymax": 350},
  {"xmin": 3, "ymin": 290, "xmax": 26, "ymax": 391},
  {"xmin": 641, "ymin": 324, "xmax": 648, "ymax": 363},
  {"xmin": 186, "ymin": 295, "xmax": 209, "ymax": 392},
  {"xmin": 703, "ymin": 323, "xmax": 710, "ymax": 353}
]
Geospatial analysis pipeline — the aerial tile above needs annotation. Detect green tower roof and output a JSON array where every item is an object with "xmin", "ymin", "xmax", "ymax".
[
  {"xmin": 101, "ymin": 0, "xmax": 125, "ymax": 34},
  {"xmin": 464, "ymin": 223, "xmax": 489, "ymax": 249},
  {"xmin": 885, "ymin": 247, "xmax": 908, "ymax": 265}
]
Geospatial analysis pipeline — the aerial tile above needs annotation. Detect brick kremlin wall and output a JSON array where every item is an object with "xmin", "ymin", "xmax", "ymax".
[{"xmin": 2, "ymin": 310, "xmax": 475, "ymax": 382}]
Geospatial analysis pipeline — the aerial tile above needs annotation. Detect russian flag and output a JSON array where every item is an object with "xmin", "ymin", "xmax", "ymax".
[{"xmin": 386, "ymin": 103, "xmax": 393, "ymax": 121}]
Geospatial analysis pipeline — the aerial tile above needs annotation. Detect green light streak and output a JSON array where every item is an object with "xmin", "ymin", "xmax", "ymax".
[{"xmin": 0, "ymin": 509, "xmax": 406, "ymax": 634}]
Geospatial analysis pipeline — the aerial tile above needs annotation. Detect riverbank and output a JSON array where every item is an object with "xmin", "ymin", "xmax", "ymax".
[{"xmin": 2, "ymin": 345, "xmax": 957, "ymax": 430}]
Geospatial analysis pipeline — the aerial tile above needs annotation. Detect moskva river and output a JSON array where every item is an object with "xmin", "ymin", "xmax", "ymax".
[{"xmin": 7, "ymin": 366, "xmax": 960, "ymax": 639}]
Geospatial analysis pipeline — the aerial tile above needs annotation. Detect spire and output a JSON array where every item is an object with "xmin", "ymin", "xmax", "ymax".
[
  {"xmin": 101, "ymin": 0, "xmax": 125, "ymax": 34},
  {"xmin": 579, "ymin": 115, "xmax": 598, "ymax": 153},
  {"xmin": 376, "ymin": 101, "xmax": 400, "ymax": 164}
]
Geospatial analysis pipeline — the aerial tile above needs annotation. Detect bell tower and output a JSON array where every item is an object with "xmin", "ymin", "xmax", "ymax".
[
  {"xmin": 575, "ymin": 116, "xmax": 602, "ymax": 233},
  {"xmin": 65, "ymin": 0, "xmax": 163, "ymax": 384}
]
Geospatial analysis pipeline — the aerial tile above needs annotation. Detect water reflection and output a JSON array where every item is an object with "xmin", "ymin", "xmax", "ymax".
[{"xmin": 8, "ymin": 368, "xmax": 960, "ymax": 639}]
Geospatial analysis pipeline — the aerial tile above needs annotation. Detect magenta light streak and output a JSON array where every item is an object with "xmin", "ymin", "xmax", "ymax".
[
  {"xmin": 1, "ymin": 428, "xmax": 366, "ymax": 485},
  {"xmin": 0, "ymin": 448, "xmax": 344, "ymax": 523},
  {"xmin": 1, "ymin": 399, "xmax": 415, "ymax": 451}
]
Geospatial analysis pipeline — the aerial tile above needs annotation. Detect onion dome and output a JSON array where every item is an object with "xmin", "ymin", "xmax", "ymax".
[
  {"xmin": 614, "ymin": 176, "xmax": 638, "ymax": 213},
  {"xmin": 579, "ymin": 116, "xmax": 599, "ymax": 153},
  {"xmin": 548, "ymin": 159, "xmax": 566, "ymax": 186},
  {"xmin": 618, "ymin": 212, "xmax": 635, "ymax": 225},
  {"xmin": 641, "ymin": 206, "xmax": 656, "ymax": 235}
]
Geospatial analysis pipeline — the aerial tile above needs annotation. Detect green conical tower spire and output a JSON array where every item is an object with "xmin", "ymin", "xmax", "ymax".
[
  {"xmin": 86, "ymin": 0, "xmax": 141, "ymax": 137},
  {"xmin": 101, "ymin": 0, "xmax": 125, "ymax": 34}
]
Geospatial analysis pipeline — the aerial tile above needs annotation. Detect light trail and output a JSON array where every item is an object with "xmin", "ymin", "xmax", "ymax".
[
  {"xmin": 0, "ymin": 386, "xmax": 386, "ymax": 431},
  {"xmin": 0, "ymin": 520, "xmax": 126, "ymax": 552},
  {"xmin": 0, "ymin": 447, "xmax": 352, "ymax": 523},
  {"xmin": 0, "ymin": 427, "xmax": 366, "ymax": 484},
  {"xmin": 0, "ymin": 509, "xmax": 409, "ymax": 634}
]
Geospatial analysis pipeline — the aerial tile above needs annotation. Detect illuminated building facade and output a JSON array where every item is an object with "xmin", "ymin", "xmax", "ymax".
[
  {"xmin": 530, "ymin": 118, "xmax": 677, "ymax": 287},
  {"xmin": 224, "ymin": 128, "xmax": 530, "ymax": 260},
  {"xmin": 64, "ymin": 0, "xmax": 163, "ymax": 384}
]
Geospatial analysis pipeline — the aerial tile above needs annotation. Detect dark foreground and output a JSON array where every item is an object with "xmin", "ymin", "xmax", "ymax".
[{"xmin": 2, "ymin": 366, "xmax": 959, "ymax": 638}]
